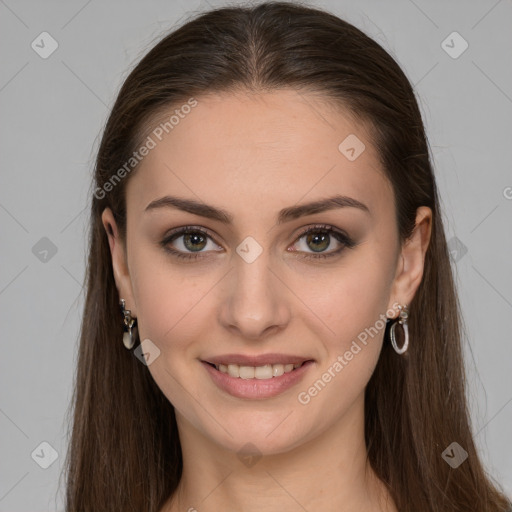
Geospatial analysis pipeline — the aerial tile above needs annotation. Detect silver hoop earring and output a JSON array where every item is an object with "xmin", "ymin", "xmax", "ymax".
[
  {"xmin": 390, "ymin": 304, "xmax": 409, "ymax": 355},
  {"xmin": 119, "ymin": 299, "xmax": 138, "ymax": 350}
]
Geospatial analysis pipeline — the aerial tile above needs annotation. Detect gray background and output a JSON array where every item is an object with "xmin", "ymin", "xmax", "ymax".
[{"xmin": 1, "ymin": 0, "xmax": 511, "ymax": 510}]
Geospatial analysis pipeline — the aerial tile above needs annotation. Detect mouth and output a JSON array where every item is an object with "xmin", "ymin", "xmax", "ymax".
[
  {"xmin": 200, "ymin": 352, "xmax": 315, "ymax": 399},
  {"xmin": 201, "ymin": 357, "xmax": 315, "ymax": 399},
  {"xmin": 204, "ymin": 361, "xmax": 310, "ymax": 380}
]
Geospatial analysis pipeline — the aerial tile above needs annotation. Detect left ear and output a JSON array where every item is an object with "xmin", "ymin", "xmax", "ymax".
[{"xmin": 388, "ymin": 206, "xmax": 432, "ymax": 311}]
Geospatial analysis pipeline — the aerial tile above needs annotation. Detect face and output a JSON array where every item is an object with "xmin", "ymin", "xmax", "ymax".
[{"xmin": 103, "ymin": 89, "xmax": 430, "ymax": 456}]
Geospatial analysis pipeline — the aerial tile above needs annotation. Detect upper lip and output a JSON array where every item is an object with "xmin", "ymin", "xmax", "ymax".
[{"xmin": 203, "ymin": 353, "xmax": 314, "ymax": 366}]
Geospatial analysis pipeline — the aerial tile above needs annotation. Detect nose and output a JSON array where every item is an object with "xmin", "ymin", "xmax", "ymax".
[{"xmin": 218, "ymin": 249, "xmax": 291, "ymax": 341}]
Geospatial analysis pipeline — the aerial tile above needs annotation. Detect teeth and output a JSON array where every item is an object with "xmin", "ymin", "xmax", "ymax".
[
  {"xmin": 213, "ymin": 362, "xmax": 303, "ymax": 379},
  {"xmin": 239, "ymin": 366, "xmax": 255, "ymax": 379}
]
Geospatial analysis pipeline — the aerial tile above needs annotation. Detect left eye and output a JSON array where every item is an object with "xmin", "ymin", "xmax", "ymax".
[{"xmin": 290, "ymin": 225, "xmax": 355, "ymax": 258}]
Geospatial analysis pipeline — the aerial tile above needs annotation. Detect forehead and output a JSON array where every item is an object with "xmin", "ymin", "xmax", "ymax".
[{"xmin": 126, "ymin": 89, "xmax": 391, "ymax": 219}]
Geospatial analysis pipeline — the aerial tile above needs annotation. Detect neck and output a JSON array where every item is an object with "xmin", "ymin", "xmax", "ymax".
[{"xmin": 164, "ymin": 393, "xmax": 396, "ymax": 512}]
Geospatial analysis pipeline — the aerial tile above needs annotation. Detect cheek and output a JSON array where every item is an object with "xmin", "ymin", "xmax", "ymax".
[
  {"xmin": 293, "ymin": 252, "xmax": 394, "ymax": 396},
  {"xmin": 129, "ymin": 255, "xmax": 214, "ymax": 413},
  {"xmin": 299, "ymin": 252, "xmax": 394, "ymax": 344},
  {"xmin": 293, "ymin": 266, "xmax": 391, "ymax": 423},
  {"xmin": 131, "ymin": 260, "xmax": 209, "ymax": 351},
  {"xmin": 127, "ymin": 222, "xmax": 216, "ymax": 330}
]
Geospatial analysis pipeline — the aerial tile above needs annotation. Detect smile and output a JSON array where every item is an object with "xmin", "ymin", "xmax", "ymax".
[{"xmin": 201, "ymin": 357, "xmax": 314, "ymax": 399}]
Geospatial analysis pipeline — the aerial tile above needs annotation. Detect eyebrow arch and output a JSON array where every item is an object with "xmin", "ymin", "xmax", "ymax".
[{"xmin": 144, "ymin": 194, "xmax": 370, "ymax": 224}]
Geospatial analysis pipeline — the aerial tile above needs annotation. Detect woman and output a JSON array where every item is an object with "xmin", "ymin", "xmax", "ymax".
[{"xmin": 63, "ymin": 2, "xmax": 511, "ymax": 511}]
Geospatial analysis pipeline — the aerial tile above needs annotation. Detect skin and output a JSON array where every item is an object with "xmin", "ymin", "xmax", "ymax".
[{"xmin": 102, "ymin": 89, "xmax": 431, "ymax": 512}]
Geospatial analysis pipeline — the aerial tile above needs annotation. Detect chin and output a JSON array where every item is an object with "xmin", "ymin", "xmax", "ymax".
[{"xmin": 203, "ymin": 413, "xmax": 312, "ymax": 457}]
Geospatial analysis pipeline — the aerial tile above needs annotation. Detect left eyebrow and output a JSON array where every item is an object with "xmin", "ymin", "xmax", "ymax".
[
  {"xmin": 144, "ymin": 194, "xmax": 370, "ymax": 224},
  {"xmin": 276, "ymin": 195, "xmax": 370, "ymax": 223}
]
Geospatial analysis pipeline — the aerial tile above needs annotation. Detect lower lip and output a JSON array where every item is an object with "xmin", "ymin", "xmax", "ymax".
[{"xmin": 201, "ymin": 361, "xmax": 314, "ymax": 399}]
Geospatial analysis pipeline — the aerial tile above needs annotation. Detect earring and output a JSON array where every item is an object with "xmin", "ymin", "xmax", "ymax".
[
  {"xmin": 119, "ymin": 299, "xmax": 138, "ymax": 350},
  {"xmin": 390, "ymin": 304, "xmax": 409, "ymax": 354}
]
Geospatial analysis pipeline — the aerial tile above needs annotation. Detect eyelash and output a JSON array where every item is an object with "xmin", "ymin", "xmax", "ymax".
[{"xmin": 160, "ymin": 224, "xmax": 355, "ymax": 261}]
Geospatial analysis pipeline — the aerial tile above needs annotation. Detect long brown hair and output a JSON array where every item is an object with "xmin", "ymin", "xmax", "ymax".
[{"xmin": 63, "ymin": 2, "xmax": 510, "ymax": 510}]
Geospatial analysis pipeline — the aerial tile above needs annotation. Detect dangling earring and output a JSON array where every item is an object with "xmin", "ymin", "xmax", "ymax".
[
  {"xmin": 390, "ymin": 304, "xmax": 409, "ymax": 354},
  {"xmin": 119, "ymin": 299, "xmax": 138, "ymax": 350}
]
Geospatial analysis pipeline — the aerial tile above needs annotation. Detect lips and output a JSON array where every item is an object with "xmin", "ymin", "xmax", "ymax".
[
  {"xmin": 202, "ymin": 354, "xmax": 312, "ymax": 380},
  {"xmin": 201, "ymin": 357, "xmax": 315, "ymax": 399}
]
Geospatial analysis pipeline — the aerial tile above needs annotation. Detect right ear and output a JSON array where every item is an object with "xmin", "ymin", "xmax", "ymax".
[{"xmin": 101, "ymin": 207, "xmax": 137, "ymax": 316}]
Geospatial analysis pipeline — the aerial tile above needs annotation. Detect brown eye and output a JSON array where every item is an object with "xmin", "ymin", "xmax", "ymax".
[
  {"xmin": 291, "ymin": 224, "xmax": 355, "ymax": 259},
  {"xmin": 182, "ymin": 232, "xmax": 208, "ymax": 252},
  {"xmin": 161, "ymin": 226, "xmax": 222, "ymax": 260},
  {"xmin": 305, "ymin": 230, "xmax": 331, "ymax": 252}
]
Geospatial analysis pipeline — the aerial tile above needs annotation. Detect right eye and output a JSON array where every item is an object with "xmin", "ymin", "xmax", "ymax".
[{"xmin": 161, "ymin": 226, "xmax": 223, "ymax": 260}]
